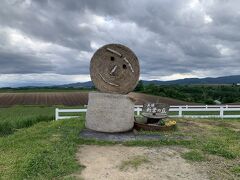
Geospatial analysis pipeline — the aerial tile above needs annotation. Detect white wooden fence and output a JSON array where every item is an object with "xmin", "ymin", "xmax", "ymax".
[
  {"xmin": 169, "ymin": 105, "xmax": 240, "ymax": 118},
  {"xmin": 55, "ymin": 108, "xmax": 87, "ymax": 120},
  {"xmin": 55, "ymin": 105, "xmax": 240, "ymax": 120}
]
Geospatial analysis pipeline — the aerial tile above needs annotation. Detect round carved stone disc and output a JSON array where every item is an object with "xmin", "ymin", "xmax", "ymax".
[{"xmin": 90, "ymin": 44, "xmax": 140, "ymax": 94}]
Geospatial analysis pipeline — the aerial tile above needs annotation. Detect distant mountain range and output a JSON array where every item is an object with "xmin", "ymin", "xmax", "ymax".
[
  {"xmin": 57, "ymin": 81, "xmax": 94, "ymax": 88},
  {"xmin": 142, "ymin": 75, "xmax": 240, "ymax": 85},
  {"xmin": 2, "ymin": 75, "xmax": 239, "ymax": 88},
  {"xmin": 58, "ymin": 75, "xmax": 240, "ymax": 88}
]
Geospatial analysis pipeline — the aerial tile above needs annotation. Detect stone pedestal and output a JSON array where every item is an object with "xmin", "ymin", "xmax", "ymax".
[{"xmin": 86, "ymin": 92, "xmax": 135, "ymax": 133}]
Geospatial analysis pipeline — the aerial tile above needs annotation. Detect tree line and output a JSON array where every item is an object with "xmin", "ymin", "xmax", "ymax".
[{"xmin": 134, "ymin": 81, "xmax": 240, "ymax": 104}]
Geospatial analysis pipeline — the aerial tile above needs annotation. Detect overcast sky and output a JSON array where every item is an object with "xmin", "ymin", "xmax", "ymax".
[{"xmin": 0, "ymin": 0, "xmax": 239, "ymax": 87}]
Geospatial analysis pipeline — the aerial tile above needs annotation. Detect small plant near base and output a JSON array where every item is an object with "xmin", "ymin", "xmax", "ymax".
[
  {"xmin": 159, "ymin": 119, "xmax": 177, "ymax": 130},
  {"xmin": 165, "ymin": 120, "xmax": 177, "ymax": 127},
  {"xmin": 157, "ymin": 119, "xmax": 177, "ymax": 127},
  {"xmin": 134, "ymin": 118, "xmax": 177, "ymax": 131},
  {"xmin": 158, "ymin": 119, "xmax": 165, "ymax": 126}
]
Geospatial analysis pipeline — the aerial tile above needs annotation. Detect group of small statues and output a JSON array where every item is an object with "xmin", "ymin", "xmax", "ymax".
[{"xmin": 86, "ymin": 43, "xmax": 170, "ymax": 132}]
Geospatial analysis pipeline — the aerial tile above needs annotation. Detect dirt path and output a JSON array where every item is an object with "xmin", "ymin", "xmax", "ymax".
[{"xmin": 74, "ymin": 145, "xmax": 209, "ymax": 180}]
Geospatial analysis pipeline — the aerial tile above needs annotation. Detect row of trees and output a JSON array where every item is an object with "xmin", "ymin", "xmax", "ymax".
[{"xmin": 134, "ymin": 81, "xmax": 240, "ymax": 104}]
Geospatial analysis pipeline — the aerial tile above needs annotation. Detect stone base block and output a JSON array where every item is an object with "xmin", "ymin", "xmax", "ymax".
[{"xmin": 86, "ymin": 92, "xmax": 135, "ymax": 133}]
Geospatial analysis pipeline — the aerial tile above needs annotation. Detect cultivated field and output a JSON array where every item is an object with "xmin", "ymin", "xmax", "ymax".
[
  {"xmin": 0, "ymin": 92, "xmax": 89, "ymax": 107},
  {"xmin": 0, "ymin": 92, "xmax": 196, "ymax": 107}
]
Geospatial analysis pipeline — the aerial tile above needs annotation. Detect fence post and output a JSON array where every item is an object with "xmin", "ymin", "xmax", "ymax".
[
  {"xmin": 137, "ymin": 107, "xmax": 140, "ymax": 116},
  {"xmin": 55, "ymin": 108, "xmax": 59, "ymax": 121},
  {"xmin": 220, "ymin": 106, "xmax": 224, "ymax": 119},
  {"xmin": 179, "ymin": 106, "xmax": 182, "ymax": 117}
]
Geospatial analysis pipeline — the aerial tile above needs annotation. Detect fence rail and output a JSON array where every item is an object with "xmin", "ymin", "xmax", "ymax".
[
  {"xmin": 55, "ymin": 108, "xmax": 87, "ymax": 120},
  {"xmin": 55, "ymin": 105, "xmax": 240, "ymax": 120}
]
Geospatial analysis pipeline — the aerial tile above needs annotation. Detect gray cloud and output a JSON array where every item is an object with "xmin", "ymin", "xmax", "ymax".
[
  {"xmin": 0, "ymin": 0, "xmax": 239, "ymax": 86},
  {"xmin": 0, "ymin": 51, "xmax": 53, "ymax": 73}
]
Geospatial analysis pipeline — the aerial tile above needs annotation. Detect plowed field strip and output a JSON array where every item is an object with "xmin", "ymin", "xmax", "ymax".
[{"xmin": 0, "ymin": 92, "xmax": 194, "ymax": 107}]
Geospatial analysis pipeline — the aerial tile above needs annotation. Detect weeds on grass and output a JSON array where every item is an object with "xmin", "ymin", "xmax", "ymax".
[
  {"xmin": 119, "ymin": 155, "xmax": 150, "ymax": 171},
  {"xmin": 202, "ymin": 139, "xmax": 237, "ymax": 159},
  {"xmin": 231, "ymin": 165, "xmax": 240, "ymax": 176},
  {"xmin": 182, "ymin": 150, "xmax": 206, "ymax": 162}
]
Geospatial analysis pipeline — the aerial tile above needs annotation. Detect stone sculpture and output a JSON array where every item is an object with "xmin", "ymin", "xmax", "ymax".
[
  {"xmin": 86, "ymin": 44, "xmax": 140, "ymax": 132},
  {"xmin": 90, "ymin": 44, "xmax": 140, "ymax": 94}
]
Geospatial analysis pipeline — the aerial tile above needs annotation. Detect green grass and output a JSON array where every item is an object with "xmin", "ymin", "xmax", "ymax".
[
  {"xmin": 182, "ymin": 150, "xmax": 206, "ymax": 161},
  {"xmin": 224, "ymin": 111, "xmax": 240, "ymax": 115},
  {"xmin": 231, "ymin": 165, "xmax": 240, "ymax": 176},
  {"xmin": 0, "ymin": 117, "xmax": 85, "ymax": 179},
  {"xmin": 0, "ymin": 106, "xmax": 239, "ymax": 179},
  {"xmin": 0, "ymin": 106, "xmax": 55, "ymax": 135},
  {"xmin": 119, "ymin": 155, "xmax": 150, "ymax": 171},
  {"xmin": 202, "ymin": 138, "xmax": 237, "ymax": 159},
  {"xmin": 182, "ymin": 111, "xmax": 219, "ymax": 115},
  {"xmin": 0, "ymin": 106, "xmax": 85, "ymax": 135}
]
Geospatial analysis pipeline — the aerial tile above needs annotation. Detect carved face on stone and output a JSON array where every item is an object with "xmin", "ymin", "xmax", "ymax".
[{"xmin": 90, "ymin": 44, "xmax": 140, "ymax": 94}]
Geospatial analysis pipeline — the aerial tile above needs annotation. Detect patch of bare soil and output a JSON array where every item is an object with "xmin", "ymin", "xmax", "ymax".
[{"xmin": 73, "ymin": 145, "xmax": 209, "ymax": 180}]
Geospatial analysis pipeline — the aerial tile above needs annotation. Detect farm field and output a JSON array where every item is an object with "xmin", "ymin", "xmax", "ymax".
[
  {"xmin": 0, "ymin": 92, "xmax": 89, "ymax": 107},
  {"xmin": 0, "ymin": 92, "xmax": 197, "ymax": 107},
  {"xmin": 0, "ymin": 105, "xmax": 239, "ymax": 179}
]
